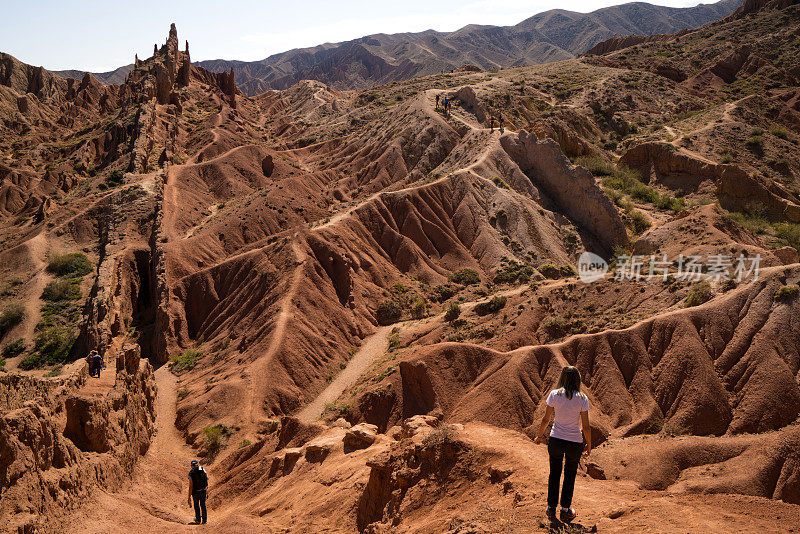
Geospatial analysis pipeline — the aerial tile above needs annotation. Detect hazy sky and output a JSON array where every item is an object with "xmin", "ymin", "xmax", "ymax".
[{"xmin": 1, "ymin": 0, "xmax": 709, "ymax": 72}]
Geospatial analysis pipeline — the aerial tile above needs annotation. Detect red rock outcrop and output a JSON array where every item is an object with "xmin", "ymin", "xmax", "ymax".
[
  {"xmin": 501, "ymin": 131, "xmax": 628, "ymax": 253},
  {"xmin": 620, "ymin": 142, "xmax": 800, "ymax": 222},
  {"xmin": 0, "ymin": 345, "xmax": 156, "ymax": 533}
]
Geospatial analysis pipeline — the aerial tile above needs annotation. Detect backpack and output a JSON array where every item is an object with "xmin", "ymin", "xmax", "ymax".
[{"xmin": 190, "ymin": 466, "xmax": 208, "ymax": 491}]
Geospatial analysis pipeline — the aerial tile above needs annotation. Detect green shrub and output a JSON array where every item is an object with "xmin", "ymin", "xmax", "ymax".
[
  {"xmin": 538, "ymin": 264, "xmax": 576, "ymax": 279},
  {"xmin": 46, "ymin": 252, "xmax": 92, "ymax": 277},
  {"xmin": 431, "ymin": 284, "xmax": 457, "ymax": 302},
  {"xmin": 494, "ymin": 260, "xmax": 536, "ymax": 284},
  {"xmin": 107, "ymin": 170, "xmax": 124, "ymax": 186},
  {"xmin": 542, "ymin": 316, "xmax": 568, "ymax": 338},
  {"xmin": 238, "ymin": 439, "xmax": 252, "ymax": 449},
  {"xmin": 0, "ymin": 278, "xmax": 23, "ymax": 297},
  {"xmin": 600, "ymin": 164, "xmax": 683, "ymax": 212},
  {"xmin": 411, "ymin": 299, "xmax": 429, "ymax": 319},
  {"xmin": 575, "ymin": 155, "xmax": 615, "ymax": 176},
  {"xmin": 388, "ymin": 331, "xmax": 402, "ymax": 351},
  {"xmin": 2, "ymin": 339, "xmax": 26, "ymax": 357},
  {"xmin": 769, "ymin": 125, "xmax": 789, "ymax": 139},
  {"xmin": 775, "ymin": 223, "xmax": 800, "ymax": 252},
  {"xmin": 19, "ymin": 326, "xmax": 76, "ymax": 369},
  {"xmin": 201, "ymin": 424, "xmax": 231, "ymax": 456},
  {"xmin": 42, "ymin": 279, "xmax": 81, "ymax": 301},
  {"xmin": 449, "ymin": 269, "xmax": 480, "ymax": 285},
  {"xmin": 721, "ymin": 278, "xmax": 737, "ymax": 292},
  {"xmin": 685, "ymin": 281, "xmax": 714, "ymax": 307},
  {"xmin": 775, "ymin": 284, "xmax": 799, "ymax": 303},
  {"xmin": 0, "ymin": 303, "xmax": 25, "ymax": 336},
  {"xmin": 491, "ymin": 176, "xmax": 509, "ymax": 189},
  {"xmin": 475, "ymin": 295, "xmax": 507, "ymax": 315},
  {"xmin": 746, "ymin": 135, "xmax": 764, "ymax": 150},
  {"xmin": 169, "ymin": 348, "xmax": 201, "ymax": 373},
  {"xmin": 444, "ymin": 302, "xmax": 461, "ymax": 322},
  {"xmin": 376, "ymin": 300, "xmax": 402, "ymax": 325},
  {"xmin": 177, "ymin": 386, "xmax": 190, "ymax": 400},
  {"xmin": 629, "ymin": 210, "xmax": 651, "ymax": 234},
  {"xmin": 726, "ymin": 208, "xmax": 770, "ymax": 235},
  {"xmin": 539, "ymin": 263, "xmax": 560, "ymax": 279}
]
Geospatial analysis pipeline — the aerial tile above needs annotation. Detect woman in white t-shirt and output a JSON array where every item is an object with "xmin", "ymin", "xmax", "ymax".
[{"xmin": 533, "ymin": 366, "xmax": 591, "ymax": 523}]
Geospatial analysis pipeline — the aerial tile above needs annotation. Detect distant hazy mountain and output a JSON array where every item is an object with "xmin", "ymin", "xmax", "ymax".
[{"xmin": 57, "ymin": 0, "xmax": 741, "ymax": 95}]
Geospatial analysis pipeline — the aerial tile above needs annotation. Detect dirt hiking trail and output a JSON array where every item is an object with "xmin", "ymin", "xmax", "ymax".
[
  {"xmin": 62, "ymin": 366, "xmax": 244, "ymax": 532},
  {"xmin": 297, "ymin": 325, "xmax": 392, "ymax": 423}
]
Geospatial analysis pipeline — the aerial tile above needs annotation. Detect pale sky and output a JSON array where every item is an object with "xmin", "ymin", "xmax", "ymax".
[{"xmin": 1, "ymin": 0, "xmax": 710, "ymax": 72}]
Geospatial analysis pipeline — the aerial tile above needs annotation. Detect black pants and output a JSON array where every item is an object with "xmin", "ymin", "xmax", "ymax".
[
  {"xmin": 547, "ymin": 436, "xmax": 583, "ymax": 509},
  {"xmin": 192, "ymin": 490, "xmax": 207, "ymax": 523}
]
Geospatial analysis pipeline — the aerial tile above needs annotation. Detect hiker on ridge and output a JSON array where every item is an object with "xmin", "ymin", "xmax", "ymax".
[
  {"xmin": 489, "ymin": 115, "xmax": 495, "ymax": 132},
  {"xmin": 435, "ymin": 94, "xmax": 440, "ymax": 109},
  {"xmin": 188, "ymin": 459, "xmax": 209, "ymax": 524},
  {"xmin": 533, "ymin": 366, "xmax": 592, "ymax": 524},
  {"xmin": 86, "ymin": 350, "xmax": 102, "ymax": 378}
]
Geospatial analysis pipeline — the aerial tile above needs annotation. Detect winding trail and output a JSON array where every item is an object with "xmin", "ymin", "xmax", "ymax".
[
  {"xmin": 297, "ymin": 325, "xmax": 392, "ymax": 423},
  {"xmin": 64, "ymin": 366, "xmax": 199, "ymax": 532},
  {"xmin": 296, "ymin": 282, "xmax": 543, "ymax": 424}
]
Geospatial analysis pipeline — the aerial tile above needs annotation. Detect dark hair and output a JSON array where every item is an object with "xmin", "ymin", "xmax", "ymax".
[{"xmin": 556, "ymin": 366, "xmax": 581, "ymax": 399}]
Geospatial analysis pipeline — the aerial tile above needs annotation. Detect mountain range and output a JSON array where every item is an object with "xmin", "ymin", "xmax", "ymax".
[{"xmin": 56, "ymin": 0, "xmax": 742, "ymax": 95}]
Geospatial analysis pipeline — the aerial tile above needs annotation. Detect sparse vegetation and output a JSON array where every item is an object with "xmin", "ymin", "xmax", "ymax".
[
  {"xmin": 169, "ymin": 348, "xmax": 201, "ymax": 373},
  {"xmin": 685, "ymin": 281, "xmax": 713, "ymax": 307},
  {"xmin": 629, "ymin": 209, "xmax": 652, "ymax": 234},
  {"xmin": 746, "ymin": 134, "xmax": 764, "ymax": 150},
  {"xmin": 725, "ymin": 206, "xmax": 770, "ymax": 235},
  {"xmin": 201, "ymin": 424, "xmax": 232, "ymax": 456},
  {"xmin": 411, "ymin": 298, "xmax": 429, "ymax": 319},
  {"xmin": 542, "ymin": 316, "xmax": 568, "ymax": 338},
  {"xmin": 46, "ymin": 252, "xmax": 93, "ymax": 277},
  {"xmin": 449, "ymin": 268, "xmax": 481, "ymax": 285},
  {"xmin": 538, "ymin": 263, "xmax": 577, "ymax": 279},
  {"xmin": 177, "ymin": 386, "xmax": 190, "ymax": 400},
  {"xmin": 0, "ymin": 303, "xmax": 25, "ymax": 337},
  {"xmin": 474, "ymin": 295, "xmax": 507, "ymax": 315},
  {"xmin": 421, "ymin": 424, "xmax": 456, "ymax": 448},
  {"xmin": 775, "ymin": 222, "xmax": 800, "ymax": 253},
  {"xmin": 775, "ymin": 284, "xmax": 799, "ymax": 303},
  {"xmin": 430, "ymin": 283, "xmax": 457, "ymax": 302},
  {"xmin": 589, "ymin": 158, "xmax": 685, "ymax": 212},
  {"xmin": 445, "ymin": 302, "xmax": 461, "ymax": 322},
  {"xmin": 2, "ymin": 339, "xmax": 26, "ymax": 357},
  {"xmin": 376, "ymin": 299, "xmax": 402, "ymax": 325},
  {"xmin": 19, "ymin": 326, "xmax": 76, "ymax": 369},
  {"xmin": 491, "ymin": 176, "xmax": 509, "ymax": 189},
  {"xmin": 388, "ymin": 331, "xmax": 402, "ymax": 351},
  {"xmin": 41, "ymin": 279, "xmax": 81, "ymax": 301},
  {"xmin": 494, "ymin": 259, "xmax": 535, "ymax": 284},
  {"xmin": 769, "ymin": 125, "xmax": 789, "ymax": 139}
]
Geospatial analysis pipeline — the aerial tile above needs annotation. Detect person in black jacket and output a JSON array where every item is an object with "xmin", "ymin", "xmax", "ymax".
[{"xmin": 187, "ymin": 459, "xmax": 208, "ymax": 524}]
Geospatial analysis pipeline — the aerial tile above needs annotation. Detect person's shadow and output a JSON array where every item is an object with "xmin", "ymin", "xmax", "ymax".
[{"xmin": 540, "ymin": 517, "xmax": 597, "ymax": 533}]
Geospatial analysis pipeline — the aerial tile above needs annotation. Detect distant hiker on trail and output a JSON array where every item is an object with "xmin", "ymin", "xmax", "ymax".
[
  {"xmin": 489, "ymin": 115, "xmax": 495, "ymax": 132},
  {"xmin": 499, "ymin": 115, "xmax": 504, "ymax": 134},
  {"xmin": 435, "ymin": 94, "xmax": 440, "ymax": 109},
  {"xmin": 188, "ymin": 459, "xmax": 208, "ymax": 524},
  {"xmin": 533, "ymin": 366, "xmax": 591, "ymax": 524},
  {"xmin": 443, "ymin": 96, "xmax": 449, "ymax": 115},
  {"xmin": 86, "ymin": 350, "xmax": 103, "ymax": 378}
]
